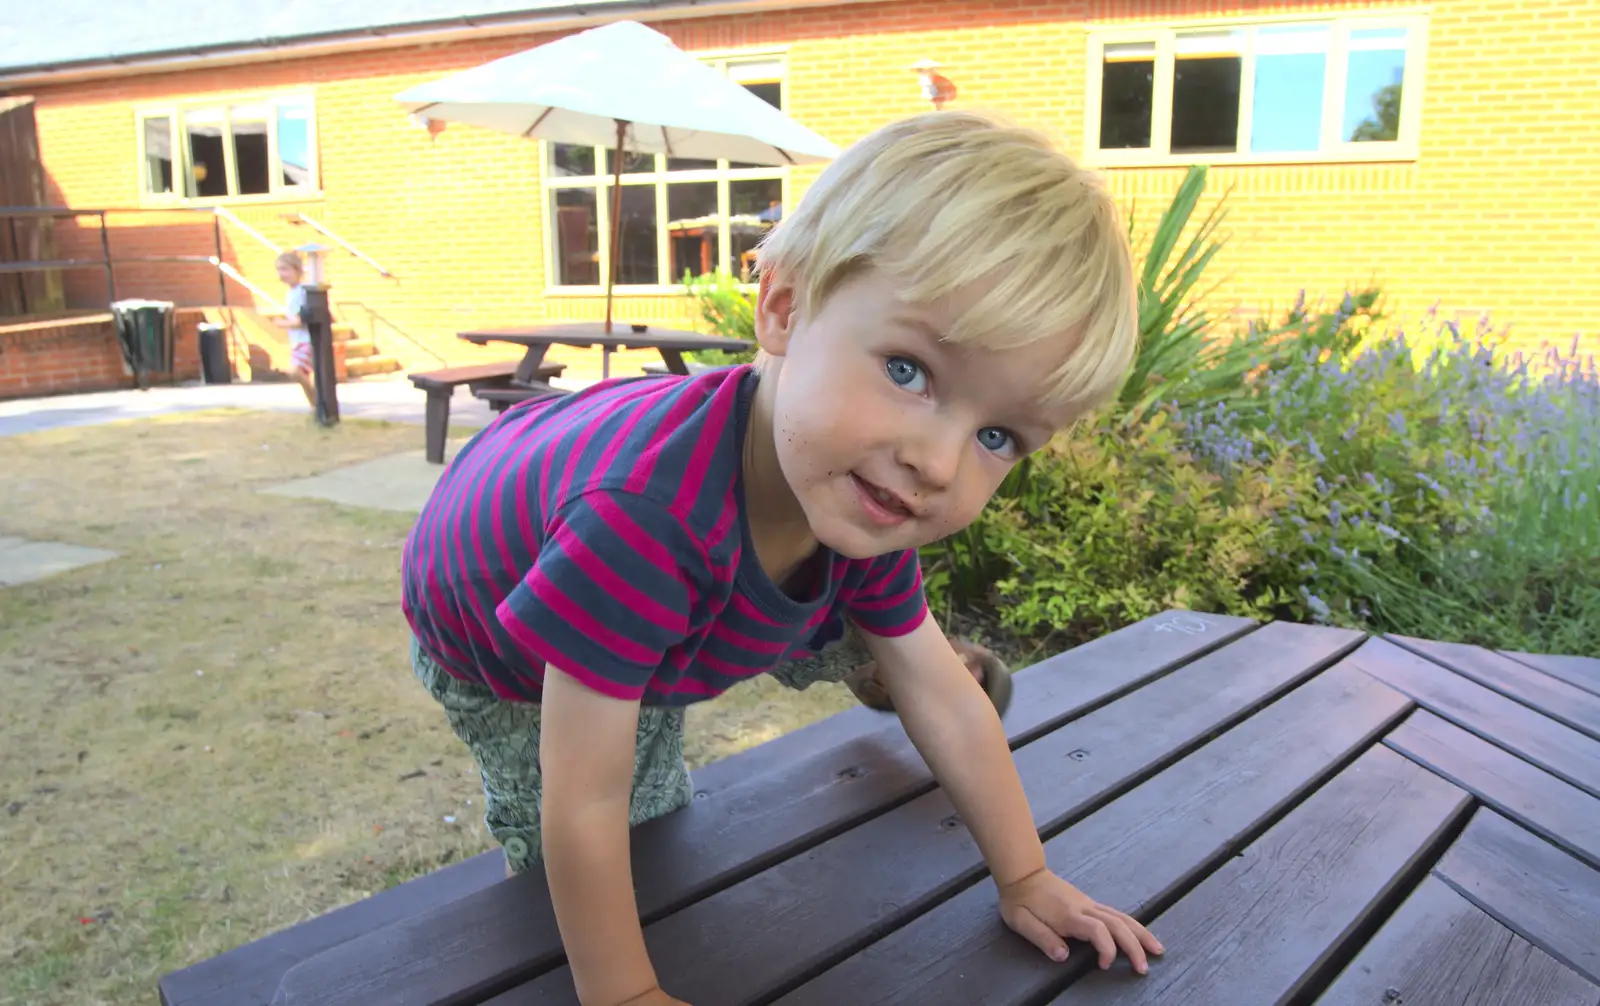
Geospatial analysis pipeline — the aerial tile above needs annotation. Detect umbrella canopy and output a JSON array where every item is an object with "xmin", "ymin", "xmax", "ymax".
[{"xmin": 394, "ymin": 19, "xmax": 839, "ymax": 166}]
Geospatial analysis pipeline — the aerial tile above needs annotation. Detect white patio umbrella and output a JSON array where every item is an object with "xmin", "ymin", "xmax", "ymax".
[{"xmin": 395, "ymin": 19, "xmax": 839, "ymax": 331}]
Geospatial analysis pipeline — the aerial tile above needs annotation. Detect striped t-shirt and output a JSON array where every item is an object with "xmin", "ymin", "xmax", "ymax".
[{"xmin": 400, "ymin": 364, "xmax": 928, "ymax": 706}]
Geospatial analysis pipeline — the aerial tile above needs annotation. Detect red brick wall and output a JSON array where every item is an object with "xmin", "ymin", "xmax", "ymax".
[
  {"xmin": 20, "ymin": 0, "xmax": 1600, "ymax": 369},
  {"xmin": 0, "ymin": 308, "xmax": 204, "ymax": 399}
]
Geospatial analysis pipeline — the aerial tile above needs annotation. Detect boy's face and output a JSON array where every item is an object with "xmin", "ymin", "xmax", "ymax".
[
  {"xmin": 276, "ymin": 263, "xmax": 300, "ymax": 286},
  {"xmin": 755, "ymin": 265, "xmax": 1078, "ymax": 560}
]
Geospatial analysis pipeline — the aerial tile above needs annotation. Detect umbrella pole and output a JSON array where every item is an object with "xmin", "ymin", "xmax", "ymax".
[{"xmin": 604, "ymin": 118, "xmax": 627, "ymax": 336}]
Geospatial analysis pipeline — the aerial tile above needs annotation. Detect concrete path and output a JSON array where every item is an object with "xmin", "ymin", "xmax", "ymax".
[
  {"xmin": 260, "ymin": 447, "xmax": 459, "ymax": 513},
  {"xmin": 0, "ymin": 377, "xmax": 486, "ymax": 438},
  {"xmin": 0, "ymin": 535, "xmax": 120, "ymax": 587}
]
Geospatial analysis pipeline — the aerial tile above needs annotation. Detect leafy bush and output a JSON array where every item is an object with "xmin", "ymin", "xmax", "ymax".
[{"xmin": 681, "ymin": 269, "xmax": 758, "ymax": 366}]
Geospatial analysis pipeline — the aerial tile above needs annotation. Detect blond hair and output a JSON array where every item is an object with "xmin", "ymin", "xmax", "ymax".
[
  {"xmin": 276, "ymin": 250, "xmax": 304, "ymax": 275},
  {"xmin": 757, "ymin": 110, "xmax": 1138, "ymax": 418}
]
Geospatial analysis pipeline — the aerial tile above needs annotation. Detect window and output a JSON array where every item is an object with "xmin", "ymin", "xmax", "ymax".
[
  {"xmin": 1085, "ymin": 14, "xmax": 1426, "ymax": 166},
  {"xmin": 542, "ymin": 56, "xmax": 788, "ymax": 290},
  {"xmin": 137, "ymin": 93, "xmax": 318, "ymax": 202}
]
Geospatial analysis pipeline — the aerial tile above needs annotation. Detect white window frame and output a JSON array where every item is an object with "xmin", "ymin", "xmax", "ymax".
[
  {"xmin": 540, "ymin": 49, "xmax": 790, "ymax": 295},
  {"xmin": 1083, "ymin": 11, "xmax": 1428, "ymax": 168},
  {"xmin": 135, "ymin": 90, "xmax": 321, "ymax": 205}
]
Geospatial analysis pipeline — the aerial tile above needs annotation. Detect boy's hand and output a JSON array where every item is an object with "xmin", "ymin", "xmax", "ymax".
[{"xmin": 997, "ymin": 867, "xmax": 1163, "ymax": 974}]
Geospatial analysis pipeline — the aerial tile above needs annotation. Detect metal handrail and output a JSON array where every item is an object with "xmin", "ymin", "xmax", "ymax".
[
  {"xmin": 213, "ymin": 206, "xmax": 282, "ymax": 256},
  {"xmin": 283, "ymin": 212, "xmax": 394, "ymax": 279}
]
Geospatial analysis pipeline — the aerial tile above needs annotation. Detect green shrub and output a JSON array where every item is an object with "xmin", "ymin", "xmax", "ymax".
[{"xmin": 681, "ymin": 269, "xmax": 758, "ymax": 366}]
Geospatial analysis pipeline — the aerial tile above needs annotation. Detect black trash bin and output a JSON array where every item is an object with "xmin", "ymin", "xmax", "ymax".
[
  {"xmin": 109, "ymin": 299, "xmax": 176, "ymax": 389},
  {"xmin": 197, "ymin": 322, "xmax": 232, "ymax": 385}
]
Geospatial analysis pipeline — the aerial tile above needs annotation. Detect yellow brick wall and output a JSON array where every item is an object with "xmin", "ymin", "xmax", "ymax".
[{"xmin": 23, "ymin": 0, "xmax": 1600, "ymax": 371}]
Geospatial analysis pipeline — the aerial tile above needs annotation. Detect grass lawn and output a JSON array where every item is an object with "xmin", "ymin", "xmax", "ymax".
[{"xmin": 0, "ymin": 409, "xmax": 858, "ymax": 1006}]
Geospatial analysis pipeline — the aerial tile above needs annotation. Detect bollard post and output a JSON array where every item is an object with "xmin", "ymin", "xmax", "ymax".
[{"xmin": 298, "ymin": 244, "xmax": 339, "ymax": 427}]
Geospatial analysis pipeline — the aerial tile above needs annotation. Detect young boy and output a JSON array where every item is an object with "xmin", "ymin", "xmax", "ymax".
[
  {"xmin": 271, "ymin": 250, "xmax": 316, "ymax": 409},
  {"xmin": 401, "ymin": 109, "xmax": 1158, "ymax": 1006}
]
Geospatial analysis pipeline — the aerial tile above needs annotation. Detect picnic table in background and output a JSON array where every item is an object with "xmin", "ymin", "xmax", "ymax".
[
  {"xmin": 457, "ymin": 322, "xmax": 753, "ymax": 381},
  {"xmin": 157, "ymin": 611, "xmax": 1600, "ymax": 1006}
]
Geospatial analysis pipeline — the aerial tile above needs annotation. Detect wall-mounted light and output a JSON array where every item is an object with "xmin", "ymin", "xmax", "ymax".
[
  {"xmin": 910, "ymin": 58, "xmax": 955, "ymax": 109},
  {"xmin": 411, "ymin": 113, "xmax": 448, "ymax": 140}
]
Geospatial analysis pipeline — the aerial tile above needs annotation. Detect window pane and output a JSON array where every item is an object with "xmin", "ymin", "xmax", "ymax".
[
  {"xmin": 142, "ymin": 116, "xmax": 173, "ymax": 195},
  {"xmin": 1250, "ymin": 25, "xmax": 1329, "ymax": 153},
  {"xmin": 552, "ymin": 188, "xmax": 600, "ymax": 286},
  {"xmin": 730, "ymin": 81, "xmax": 784, "ymax": 169},
  {"xmin": 1099, "ymin": 42, "xmax": 1155, "ymax": 149},
  {"xmin": 277, "ymin": 98, "xmax": 314, "ymax": 187},
  {"xmin": 1344, "ymin": 28, "xmax": 1407, "ymax": 142},
  {"xmin": 604, "ymin": 147, "xmax": 654, "ymax": 174},
  {"xmin": 183, "ymin": 108, "xmax": 228, "ymax": 198},
  {"xmin": 727, "ymin": 59, "xmax": 784, "ymax": 86},
  {"xmin": 231, "ymin": 103, "xmax": 270, "ymax": 195},
  {"xmin": 1171, "ymin": 31, "xmax": 1243, "ymax": 153},
  {"xmin": 615, "ymin": 184, "xmax": 659, "ymax": 285},
  {"xmin": 730, "ymin": 178, "xmax": 781, "ymax": 281},
  {"xmin": 550, "ymin": 143, "xmax": 595, "ymax": 177},
  {"xmin": 667, "ymin": 182, "xmax": 719, "ymax": 282},
  {"xmin": 667, "ymin": 155, "xmax": 718, "ymax": 172}
]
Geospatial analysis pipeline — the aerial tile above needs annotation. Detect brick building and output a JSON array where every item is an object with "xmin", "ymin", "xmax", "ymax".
[{"xmin": 0, "ymin": 0, "xmax": 1595, "ymax": 394}]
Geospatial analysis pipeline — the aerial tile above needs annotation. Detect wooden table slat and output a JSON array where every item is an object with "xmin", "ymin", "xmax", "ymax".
[
  {"xmin": 1433, "ymin": 810, "xmax": 1600, "ymax": 985},
  {"xmin": 688, "ymin": 611, "xmax": 1255, "ymax": 795},
  {"xmin": 778, "ymin": 660, "xmax": 1412, "ymax": 1006},
  {"xmin": 1501, "ymin": 650, "xmax": 1600, "ymax": 698},
  {"xmin": 1349, "ymin": 638, "xmax": 1600, "ymax": 799},
  {"xmin": 1049, "ymin": 746, "xmax": 1472, "ymax": 1005},
  {"xmin": 1388, "ymin": 635, "xmax": 1600, "ymax": 741},
  {"xmin": 270, "ymin": 612, "xmax": 1260, "ymax": 1006},
  {"xmin": 1384, "ymin": 709, "xmax": 1600, "ymax": 869},
  {"xmin": 159, "ymin": 850, "xmax": 505, "ymax": 1006},
  {"xmin": 1313, "ymin": 875, "xmax": 1600, "ymax": 1006},
  {"xmin": 491, "ymin": 622, "xmax": 1365, "ymax": 1006}
]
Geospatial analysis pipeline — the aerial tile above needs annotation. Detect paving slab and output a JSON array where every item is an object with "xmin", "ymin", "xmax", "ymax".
[
  {"xmin": 258, "ymin": 448, "xmax": 459, "ymax": 513},
  {"xmin": 0, "ymin": 536, "xmax": 121, "ymax": 586}
]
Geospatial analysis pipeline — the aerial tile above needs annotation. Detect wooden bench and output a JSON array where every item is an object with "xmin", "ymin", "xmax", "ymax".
[
  {"xmin": 471, "ymin": 382, "xmax": 566, "ymax": 415},
  {"xmin": 408, "ymin": 361, "xmax": 565, "ymax": 464},
  {"xmin": 157, "ymin": 615, "xmax": 1600, "ymax": 1005}
]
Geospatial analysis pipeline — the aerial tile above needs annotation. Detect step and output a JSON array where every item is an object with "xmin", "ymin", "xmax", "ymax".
[
  {"xmin": 342, "ymin": 338, "xmax": 379, "ymax": 360},
  {"xmin": 331, "ymin": 324, "xmax": 357, "ymax": 342},
  {"xmin": 344, "ymin": 355, "xmax": 401, "ymax": 379}
]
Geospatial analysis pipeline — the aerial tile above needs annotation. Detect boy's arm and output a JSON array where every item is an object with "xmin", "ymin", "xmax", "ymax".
[
  {"xmin": 856, "ymin": 615, "xmax": 1162, "ymax": 972},
  {"xmin": 855, "ymin": 615, "xmax": 1045, "ymax": 885},
  {"xmin": 539, "ymin": 663, "xmax": 677, "ymax": 1006}
]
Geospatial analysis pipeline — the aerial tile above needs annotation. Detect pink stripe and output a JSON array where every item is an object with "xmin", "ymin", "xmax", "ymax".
[
  {"xmin": 861, "ymin": 550, "xmax": 914, "ymax": 593},
  {"xmin": 625, "ymin": 370, "xmax": 724, "ymax": 493},
  {"xmin": 694, "ymin": 647, "xmax": 766, "ymax": 679},
  {"xmin": 707, "ymin": 620, "xmax": 790, "ymax": 655},
  {"xmin": 729, "ymin": 591, "xmax": 782, "ymax": 627},
  {"xmin": 590, "ymin": 493, "xmax": 705, "ymax": 588},
  {"xmin": 590, "ymin": 382, "xmax": 673, "ymax": 493},
  {"xmin": 493, "ymin": 614, "xmax": 647, "ymax": 701},
  {"xmin": 556, "ymin": 381, "xmax": 664, "ymax": 504},
  {"xmin": 524, "ymin": 564, "xmax": 661, "ymax": 667},
  {"xmin": 847, "ymin": 588, "xmax": 918, "ymax": 613},
  {"xmin": 548, "ymin": 515, "xmax": 689, "ymax": 636},
  {"xmin": 669, "ymin": 377, "xmax": 738, "ymax": 510}
]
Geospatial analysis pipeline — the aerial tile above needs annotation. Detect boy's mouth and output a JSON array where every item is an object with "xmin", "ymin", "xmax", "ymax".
[{"xmin": 850, "ymin": 473, "xmax": 916, "ymax": 525}]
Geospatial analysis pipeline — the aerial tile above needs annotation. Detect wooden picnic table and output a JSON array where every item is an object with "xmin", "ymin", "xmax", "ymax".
[
  {"xmin": 158, "ymin": 610, "xmax": 1600, "ymax": 1006},
  {"xmin": 457, "ymin": 322, "xmax": 753, "ymax": 382}
]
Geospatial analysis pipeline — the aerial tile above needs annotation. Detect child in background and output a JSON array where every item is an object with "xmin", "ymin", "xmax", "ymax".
[
  {"xmin": 401, "ymin": 109, "xmax": 1162, "ymax": 1006},
  {"xmin": 271, "ymin": 250, "xmax": 316, "ymax": 409}
]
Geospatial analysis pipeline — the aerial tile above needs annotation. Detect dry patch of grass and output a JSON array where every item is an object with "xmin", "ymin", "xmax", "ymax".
[{"xmin": 0, "ymin": 409, "xmax": 855, "ymax": 1006}]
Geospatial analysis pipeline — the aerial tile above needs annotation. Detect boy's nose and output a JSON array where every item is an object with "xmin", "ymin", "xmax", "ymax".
[{"xmin": 895, "ymin": 424, "xmax": 964, "ymax": 493}]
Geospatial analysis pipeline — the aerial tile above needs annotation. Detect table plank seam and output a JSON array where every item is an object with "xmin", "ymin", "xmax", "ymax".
[
  {"xmin": 1288, "ymin": 791, "xmax": 1480, "ymax": 1006},
  {"xmin": 1428, "ymin": 862, "xmax": 1595, "ymax": 986}
]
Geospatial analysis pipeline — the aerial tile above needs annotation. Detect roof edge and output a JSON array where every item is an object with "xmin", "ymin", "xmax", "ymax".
[{"xmin": 0, "ymin": 0, "xmax": 879, "ymax": 89}]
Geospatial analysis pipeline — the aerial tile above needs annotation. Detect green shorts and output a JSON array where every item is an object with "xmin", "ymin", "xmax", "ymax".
[{"xmin": 410, "ymin": 631, "xmax": 868, "ymax": 874}]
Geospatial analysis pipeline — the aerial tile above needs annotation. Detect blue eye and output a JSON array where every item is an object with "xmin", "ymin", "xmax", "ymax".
[
  {"xmin": 978, "ymin": 427, "xmax": 1016, "ymax": 456},
  {"xmin": 885, "ymin": 356, "xmax": 928, "ymax": 393}
]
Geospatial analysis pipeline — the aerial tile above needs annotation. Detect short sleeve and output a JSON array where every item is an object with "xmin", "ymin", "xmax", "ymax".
[
  {"xmin": 844, "ymin": 548, "xmax": 929, "ymax": 638},
  {"xmin": 493, "ymin": 490, "xmax": 710, "ymax": 701}
]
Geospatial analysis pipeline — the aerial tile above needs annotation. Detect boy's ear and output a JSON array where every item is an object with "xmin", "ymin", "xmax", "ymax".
[{"xmin": 753, "ymin": 267, "xmax": 798, "ymax": 357}]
